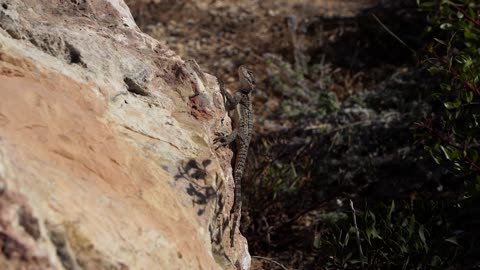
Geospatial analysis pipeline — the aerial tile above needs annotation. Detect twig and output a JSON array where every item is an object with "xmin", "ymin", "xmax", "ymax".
[
  {"xmin": 463, "ymin": 81, "xmax": 480, "ymax": 97},
  {"xmin": 286, "ymin": 15, "xmax": 307, "ymax": 74},
  {"xmin": 305, "ymin": 120, "xmax": 371, "ymax": 133},
  {"xmin": 430, "ymin": 51, "xmax": 480, "ymax": 97},
  {"xmin": 252, "ymin": 256, "xmax": 289, "ymax": 270},
  {"xmin": 350, "ymin": 200, "xmax": 365, "ymax": 270},
  {"xmin": 451, "ymin": 4, "xmax": 480, "ymax": 27},
  {"xmin": 465, "ymin": 156, "xmax": 480, "ymax": 172},
  {"xmin": 371, "ymin": 14, "xmax": 417, "ymax": 56}
]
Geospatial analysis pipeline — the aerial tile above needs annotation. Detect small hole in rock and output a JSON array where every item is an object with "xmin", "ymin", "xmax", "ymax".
[
  {"xmin": 69, "ymin": 48, "xmax": 81, "ymax": 64},
  {"xmin": 2, "ymin": 3, "xmax": 7, "ymax": 9},
  {"xmin": 66, "ymin": 43, "xmax": 83, "ymax": 65}
]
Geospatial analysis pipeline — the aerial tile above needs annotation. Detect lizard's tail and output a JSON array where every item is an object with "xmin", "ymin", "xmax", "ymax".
[
  {"xmin": 230, "ymin": 146, "xmax": 248, "ymax": 247},
  {"xmin": 230, "ymin": 194, "xmax": 242, "ymax": 247}
]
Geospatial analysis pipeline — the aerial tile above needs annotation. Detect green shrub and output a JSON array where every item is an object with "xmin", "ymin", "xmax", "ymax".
[
  {"xmin": 416, "ymin": 0, "xmax": 480, "ymax": 194},
  {"xmin": 319, "ymin": 200, "xmax": 462, "ymax": 270}
]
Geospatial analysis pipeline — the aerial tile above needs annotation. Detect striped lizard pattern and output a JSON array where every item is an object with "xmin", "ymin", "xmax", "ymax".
[{"xmin": 215, "ymin": 66, "xmax": 255, "ymax": 247}]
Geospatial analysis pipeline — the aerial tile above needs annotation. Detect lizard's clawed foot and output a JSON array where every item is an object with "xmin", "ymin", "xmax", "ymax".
[
  {"xmin": 213, "ymin": 134, "xmax": 229, "ymax": 149},
  {"xmin": 213, "ymin": 130, "xmax": 238, "ymax": 149}
]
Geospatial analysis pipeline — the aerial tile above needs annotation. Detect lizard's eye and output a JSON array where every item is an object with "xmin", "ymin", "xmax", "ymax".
[{"xmin": 247, "ymin": 72, "xmax": 255, "ymax": 83}]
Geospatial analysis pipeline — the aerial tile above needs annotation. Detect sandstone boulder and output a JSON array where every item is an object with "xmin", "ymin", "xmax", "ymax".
[{"xmin": 0, "ymin": 0, "xmax": 249, "ymax": 269}]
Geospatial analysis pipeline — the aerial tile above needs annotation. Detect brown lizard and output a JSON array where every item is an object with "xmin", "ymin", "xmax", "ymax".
[{"xmin": 215, "ymin": 66, "xmax": 255, "ymax": 247}]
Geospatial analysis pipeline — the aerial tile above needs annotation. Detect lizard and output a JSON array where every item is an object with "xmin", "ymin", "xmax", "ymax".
[{"xmin": 215, "ymin": 66, "xmax": 255, "ymax": 247}]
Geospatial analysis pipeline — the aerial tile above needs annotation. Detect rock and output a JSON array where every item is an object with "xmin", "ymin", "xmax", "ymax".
[{"xmin": 0, "ymin": 0, "xmax": 249, "ymax": 269}]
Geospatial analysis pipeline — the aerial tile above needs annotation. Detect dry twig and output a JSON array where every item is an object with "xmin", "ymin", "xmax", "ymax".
[
  {"xmin": 350, "ymin": 200, "xmax": 365, "ymax": 270},
  {"xmin": 252, "ymin": 256, "xmax": 289, "ymax": 270}
]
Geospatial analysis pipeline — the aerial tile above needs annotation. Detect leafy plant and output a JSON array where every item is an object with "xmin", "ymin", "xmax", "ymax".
[
  {"xmin": 415, "ymin": 0, "xmax": 480, "ymax": 194},
  {"xmin": 319, "ymin": 200, "xmax": 463, "ymax": 270}
]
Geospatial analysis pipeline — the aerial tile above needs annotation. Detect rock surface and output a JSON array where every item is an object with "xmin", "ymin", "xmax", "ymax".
[{"xmin": 0, "ymin": 0, "xmax": 248, "ymax": 269}]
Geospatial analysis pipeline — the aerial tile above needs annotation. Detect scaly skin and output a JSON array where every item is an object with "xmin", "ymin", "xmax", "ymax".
[{"xmin": 215, "ymin": 66, "xmax": 255, "ymax": 247}]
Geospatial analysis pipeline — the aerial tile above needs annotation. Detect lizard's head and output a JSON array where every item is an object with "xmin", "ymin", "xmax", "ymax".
[{"xmin": 238, "ymin": 65, "xmax": 255, "ymax": 93}]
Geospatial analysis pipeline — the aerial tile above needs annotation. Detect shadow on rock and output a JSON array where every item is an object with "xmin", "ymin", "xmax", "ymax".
[{"xmin": 175, "ymin": 159, "xmax": 219, "ymax": 216}]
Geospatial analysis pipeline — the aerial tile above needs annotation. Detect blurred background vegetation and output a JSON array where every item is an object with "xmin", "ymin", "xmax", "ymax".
[{"xmin": 126, "ymin": 0, "xmax": 479, "ymax": 269}]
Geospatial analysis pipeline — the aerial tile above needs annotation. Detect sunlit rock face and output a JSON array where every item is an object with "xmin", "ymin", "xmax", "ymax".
[{"xmin": 0, "ymin": 0, "xmax": 249, "ymax": 269}]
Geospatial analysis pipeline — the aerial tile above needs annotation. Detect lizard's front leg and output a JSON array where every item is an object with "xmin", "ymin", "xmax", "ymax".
[
  {"xmin": 214, "ymin": 129, "xmax": 238, "ymax": 148},
  {"xmin": 219, "ymin": 79, "xmax": 243, "ymax": 111}
]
